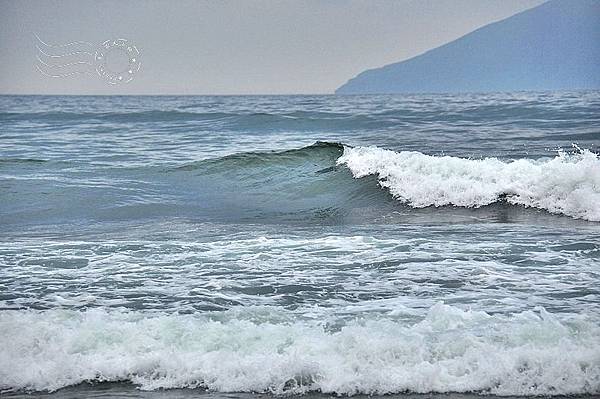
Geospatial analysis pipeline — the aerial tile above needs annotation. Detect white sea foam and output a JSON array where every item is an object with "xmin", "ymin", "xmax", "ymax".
[
  {"xmin": 337, "ymin": 146, "xmax": 600, "ymax": 221},
  {"xmin": 1, "ymin": 304, "xmax": 599, "ymax": 395}
]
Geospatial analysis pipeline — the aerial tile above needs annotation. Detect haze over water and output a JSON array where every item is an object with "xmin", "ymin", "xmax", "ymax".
[{"xmin": 1, "ymin": 92, "xmax": 599, "ymax": 397}]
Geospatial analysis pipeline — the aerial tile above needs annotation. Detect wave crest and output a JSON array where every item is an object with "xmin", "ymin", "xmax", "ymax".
[{"xmin": 337, "ymin": 146, "xmax": 600, "ymax": 221}]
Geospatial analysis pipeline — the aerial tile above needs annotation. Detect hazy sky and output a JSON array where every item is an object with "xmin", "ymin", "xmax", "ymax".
[{"xmin": 0, "ymin": 0, "xmax": 545, "ymax": 95}]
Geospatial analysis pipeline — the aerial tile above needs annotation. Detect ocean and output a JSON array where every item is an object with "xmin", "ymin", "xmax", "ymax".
[{"xmin": 0, "ymin": 92, "xmax": 599, "ymax": 397}]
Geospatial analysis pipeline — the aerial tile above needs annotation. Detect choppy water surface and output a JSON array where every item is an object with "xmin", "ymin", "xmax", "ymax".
[{"xmin": 1, "ymin": 92, "xmax": 599, "ymax": 397}]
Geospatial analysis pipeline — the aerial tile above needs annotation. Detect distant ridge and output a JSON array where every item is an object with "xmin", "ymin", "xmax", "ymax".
[{"xmin": 336, "ymin": 0, "xmax": 600, "ymax": 94}]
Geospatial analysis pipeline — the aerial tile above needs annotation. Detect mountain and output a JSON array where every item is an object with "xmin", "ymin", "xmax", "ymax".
[{"xmin": 336, "ymin": 0, "xmax": 600, "ymax": 94}]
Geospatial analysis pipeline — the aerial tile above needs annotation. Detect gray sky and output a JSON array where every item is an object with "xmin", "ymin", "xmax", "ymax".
[{"xmin": 0, "ymin": 0, "xmax": 545, "ymax": 95}]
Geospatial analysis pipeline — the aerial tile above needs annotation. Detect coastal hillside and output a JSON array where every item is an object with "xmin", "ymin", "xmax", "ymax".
[{"xmin": 336, "ymin": 0, "xmax": 600, "ymax": 94}]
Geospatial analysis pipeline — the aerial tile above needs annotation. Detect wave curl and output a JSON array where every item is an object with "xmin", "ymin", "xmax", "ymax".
[{"xmin": 337, "ymin": 145, "xmax": 600, "ymax": 221}]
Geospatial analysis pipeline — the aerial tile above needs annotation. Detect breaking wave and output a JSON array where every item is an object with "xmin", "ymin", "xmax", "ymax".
[
  {"xmin": 338, "ymin": 145, "xmax": 600, "ymax": 221},
  {"xmin": 1, "ymin": 304, "xmax": 599, "ymax": 395},
  {"xmin": 2, "ymin": 142, "xmax": 598, "ymax": 225}
]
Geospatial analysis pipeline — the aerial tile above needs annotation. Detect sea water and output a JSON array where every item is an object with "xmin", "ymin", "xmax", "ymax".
[{"xmin": 1, "ymin": 92, "xmax": 599, "ymax": 397}]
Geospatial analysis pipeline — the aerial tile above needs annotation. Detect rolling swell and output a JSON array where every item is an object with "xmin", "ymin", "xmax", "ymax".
[
  {"xmin": 0, "ymin": 141, "xmax": 397, "ymax": 226},
  {"xmin": 166, "ymin": 142, "xmax": 395, "ymax": 224}
]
